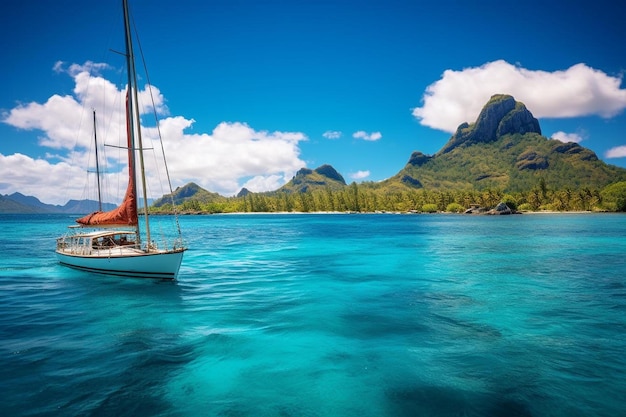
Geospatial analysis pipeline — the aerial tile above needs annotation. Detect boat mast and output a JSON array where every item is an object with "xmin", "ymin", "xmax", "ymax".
[
  {"xmin": 92, "ymin": 109, "xmax": 102, "ymax": 212},
  {"xmin": 122, "ymin": 0, "xmax": 151, "ymax": 248}
]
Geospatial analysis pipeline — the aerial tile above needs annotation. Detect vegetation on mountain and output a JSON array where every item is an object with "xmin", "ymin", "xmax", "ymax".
[
  {"xmin": 600, "ymin": 181, "xmax": 626, "ymax": 212},
  {"xmin": 385, "ymin": 94, "xmax": 626, "ymax": 192},
  {"xmin": 149, "ymin": 180, "xmax": 616, "ymax": 214},
  {"xmin": 385, "ymin": 132, "xmax": 626, "ymax": 192}
]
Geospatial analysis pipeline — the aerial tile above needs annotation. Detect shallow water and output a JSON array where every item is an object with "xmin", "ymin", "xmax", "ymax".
[{"xmin": 1, "ymin": 213, "xmax": 625, "ymax": 416}]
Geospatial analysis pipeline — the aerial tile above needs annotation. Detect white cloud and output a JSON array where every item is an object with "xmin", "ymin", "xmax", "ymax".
[
  {"xmin": 151, "ymin": 119, "xmax": 307, "ymax": 196},
  {"xmin": 0, "ymin": 152, "xmax": 120, "ymax": 206},
  {"xmin": 353, "ymin": 131, "xmax": 382, "ymax": 141},
  {"xmin": 323, "ymin": 130, "xmax": 342, "ymax": 139},
  {"xmin": 241, "ymin": 175, "xmax": 285, "ymax": 193},
  {"xmin": 53, "ymin": 60, "xmax": 111, "ymax": 77},
  {"xmin": 3, "ymin": 64, "xmax": 166, "ymax": 153},
  {"xmin": 412, "ymin": 60, "xmax": 626, "ymax": 133},
  {"xmin": 606, "ymin": 146, "xmax": 626, "ymax": 159},
  {"xmin": 350, "ymin": 170, "xmax": 370, "ymax": 180},
  {"xmin": 1, "ymin": 61, "xmax": 308, "ymax": 204},
  {"xmin": 551, "ymin": 131, "xmax": 583, "ymax": 143}
]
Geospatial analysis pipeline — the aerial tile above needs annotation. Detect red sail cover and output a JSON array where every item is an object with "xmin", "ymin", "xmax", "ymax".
[
  {"xmin": 75, "ymin": 180, "xmax": 138, "ymax": 226},
  {"xmin": 76, "ymin": 92, "xmax": 138, "ymax": 227}
]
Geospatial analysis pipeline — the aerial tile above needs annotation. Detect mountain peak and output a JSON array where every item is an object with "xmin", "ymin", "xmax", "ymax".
[
  {"xmin": 439, "ymin": 94, "xmax": 541, "ymax": 155},
  {"xmin": 279, "ymin": 164, "xmax": 346, "ymax": 193},
  {"xmin": 314, "ymin": 164, "xmax": 346, "ymax": 184}
]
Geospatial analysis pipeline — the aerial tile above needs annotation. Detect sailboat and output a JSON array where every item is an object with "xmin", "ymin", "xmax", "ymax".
[{"xmin": 56, "ymin": 0, "xmax": 186, "ymax": 280}]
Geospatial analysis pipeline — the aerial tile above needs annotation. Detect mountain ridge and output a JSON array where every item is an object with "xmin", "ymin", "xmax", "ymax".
[{"xmin": 0, "ymin": 193, "xmax": 117, "ymax": 214}]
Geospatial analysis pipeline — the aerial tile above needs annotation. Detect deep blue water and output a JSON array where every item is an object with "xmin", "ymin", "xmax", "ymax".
[{"xmin": 1, "ymin": 213, "xmax": 625, "ymax": 417}]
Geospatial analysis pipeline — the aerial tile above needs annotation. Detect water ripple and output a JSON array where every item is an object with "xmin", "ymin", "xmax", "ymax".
[{"xmin": 2, "ymin": 213, "xmax": 626, "ymax": 416}]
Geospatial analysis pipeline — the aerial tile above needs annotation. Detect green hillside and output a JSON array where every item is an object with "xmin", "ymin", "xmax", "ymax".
[
  {"xmin": 151, "ymin": 182, "xmax": 226, "ymax": 211},
  {"xmin": 386, "ymin": 133, "xmax": 626, "ymax": 192}
]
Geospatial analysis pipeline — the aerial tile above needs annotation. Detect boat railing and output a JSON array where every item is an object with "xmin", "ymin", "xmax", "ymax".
[{"xmin": 56, "ymin": 234, "xmax": 142, "ymax": 256}]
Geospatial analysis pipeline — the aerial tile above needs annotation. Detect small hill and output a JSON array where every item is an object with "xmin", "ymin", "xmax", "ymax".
[
  {"xmin": 152, "ymin": 182, "xmax": 226, "ymax": 207},
  {"xmin": 62, "ymin": 200, "xmax": 117, "ymax": 214},
  {"xmin": 385, "ymin": 94, "xmax": 626, "ymax": 191},
  {"xmin": 277, "ymin": 164, "xmax": 347, "ymax": 193}
]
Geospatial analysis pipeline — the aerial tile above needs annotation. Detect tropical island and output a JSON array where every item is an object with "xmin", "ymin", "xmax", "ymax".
[
  {"xmin": 149, "ymin": 95, "xmax": 626, "ymax": 214},
  {"xmin": 3, "ymin": 95, "xmax": 626, "ymax": 214}
]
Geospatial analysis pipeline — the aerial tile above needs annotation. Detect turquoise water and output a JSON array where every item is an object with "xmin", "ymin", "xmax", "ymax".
[{"xmin": 1, "ymin": 213, "xmax": 625, "ymax": 416}]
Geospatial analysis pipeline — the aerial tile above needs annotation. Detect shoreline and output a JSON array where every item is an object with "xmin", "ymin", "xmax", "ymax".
[{"xmin": 162, "ymin": 209, "xmax": 616, "ymax": 216}]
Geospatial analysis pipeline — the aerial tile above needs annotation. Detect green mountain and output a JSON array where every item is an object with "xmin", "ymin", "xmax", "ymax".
[
  {"xmin": 276, "ymin": 164, "xmax": 347, "ymax": 193},
  {"xmin": 384, "ymin": 94, "xmax": 626, "ymax": 191},
  {"xmin": 152, "ymin": 182, "xmax": 226, "ymax": 207}
]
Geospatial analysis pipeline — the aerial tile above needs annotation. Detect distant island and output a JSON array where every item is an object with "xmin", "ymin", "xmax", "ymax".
[
  {"xmin": 0, "ymin": 193, "xmax": 117, "ymax": 214},
  {"xmin": 4, "ymin": 95, "xmax": 626, "ymax": 214}
]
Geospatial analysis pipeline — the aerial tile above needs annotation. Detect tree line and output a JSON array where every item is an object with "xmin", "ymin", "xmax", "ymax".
[{"xmin": 150, "ymin": 180, "xmax": 626, "ymax": 214}]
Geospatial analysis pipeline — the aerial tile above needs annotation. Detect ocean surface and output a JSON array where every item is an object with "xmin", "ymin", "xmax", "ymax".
[{"xmin": 1, "ymin": 213, "xmax": 625, "ymax": 417}]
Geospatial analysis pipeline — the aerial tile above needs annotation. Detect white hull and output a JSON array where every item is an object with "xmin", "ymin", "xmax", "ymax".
[{"xmin": 56, "ymin": 248, "xmax": 185, "ymax": 280}]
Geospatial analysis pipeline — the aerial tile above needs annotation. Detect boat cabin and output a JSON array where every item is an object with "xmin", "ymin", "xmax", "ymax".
[{"xmin": 57, "ymin": 230, "xmax": 137, "ymax": 255}]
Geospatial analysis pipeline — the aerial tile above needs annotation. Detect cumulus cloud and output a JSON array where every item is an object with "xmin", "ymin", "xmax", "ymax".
[
  {"xmin": 606, "ymin": 146, "xmax": 626, "ymax": 159},
  {"xmin": 0, "ymin": 152, "xmax": 116, "ymax": 205},
  {"xmin": 1, "ymin": 61, "xmax": 307, "ymax": 203},
  {"xmin": 551, "ymin": 131, "xmax": 584, "ymax": 143},
  {"xmin": 350, "ymin": 170, "xmax": 370, "ymax": 180},
  {"xmin": 149, "ymin": 119, "xmax": 307, "ymax": 196},
  {"xmin": 353, "ymin": 131, "xmax": 382, "ymax": 141},
  {"xmin": 4, "ymin": 63, "xmax": 166, "ymax": 152},
  {"xmin": 413, "ymin": 60, "xmax": 626, "ymax": 133},
  {"xmin": 240, "ymin": 175, "xmax": 285, "ymax": 193},
  {"xmin": 323, "ymin": 130, "xmax": 342, "ymax": 139}
]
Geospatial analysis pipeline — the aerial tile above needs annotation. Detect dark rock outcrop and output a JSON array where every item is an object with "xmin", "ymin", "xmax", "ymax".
[
  {"xmin": 487, "ymin": 202, "xmax": 516, "ymax": 215},
  {"xmin": 407, "ymin": 151, "xmax": 432, "ymax": 167},
  {"xmin": 552, "ymin": 142, "xmax": 583, "ymax": 154},
  {"xmin": 516, "ymin": 150, "xmax": 549, "ymax": 170},
  {"xmin": 551, "ymin": 141, "xmax": 598, "ymax": 161},
  {"xmin": 401, "ymin": 175, "xmax": 423, "ymax": 188},
  {"xmin": 294, "ymin": 168, "xmax": 314, "ymax": 179}
]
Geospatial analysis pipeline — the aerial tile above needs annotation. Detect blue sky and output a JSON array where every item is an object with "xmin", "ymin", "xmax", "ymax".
[{"xmin": 2, "ymin": 0, "xmax": 626, "ymax": 205}]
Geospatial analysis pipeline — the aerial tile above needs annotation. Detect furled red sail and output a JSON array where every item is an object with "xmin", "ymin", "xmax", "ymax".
[
  {"xmin": 75, "ymin": 179, "xmax": 137, "ymax": 226},
  {"xmin": 76, "ymin": 92, "xmax": 138, "ymax": 227}
]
